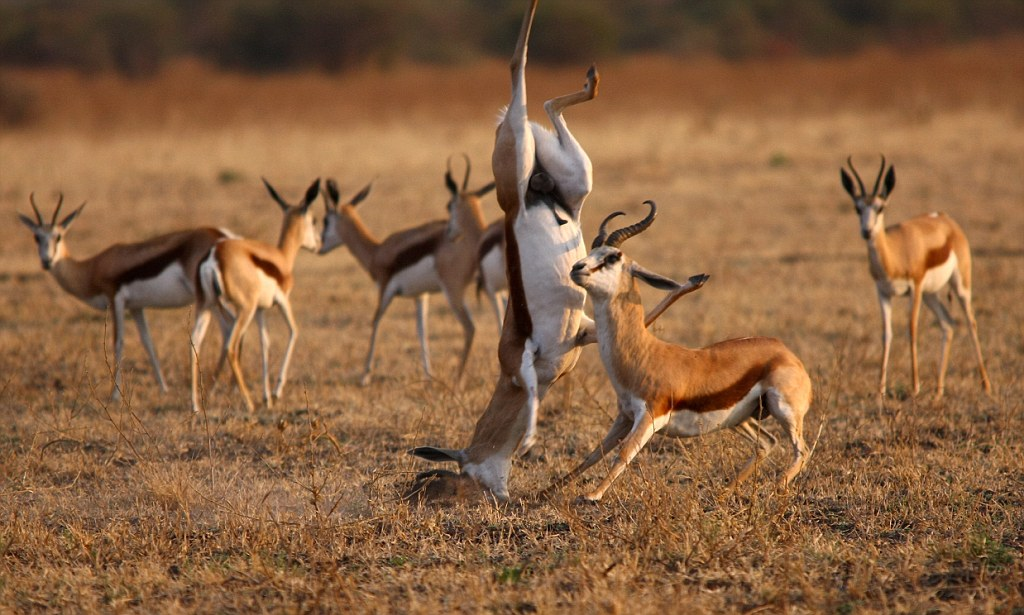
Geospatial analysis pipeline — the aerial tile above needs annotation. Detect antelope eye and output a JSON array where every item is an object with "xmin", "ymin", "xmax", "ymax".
[{"xmin": 605, "ymin": 252, "xmax": 621, "ymax": 265}]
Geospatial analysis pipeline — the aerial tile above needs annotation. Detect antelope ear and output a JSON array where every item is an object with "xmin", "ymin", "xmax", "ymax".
[
  {"xmin": 881, "ymin": 166, "xmax": 896, "ymax": 198},
  {"xmin": 262, "ymin": 177, "xmax": 288, "ymax": 210},
  {"xmin": 840, "ymin": 168, "xmax": 857, "ymax": 198},
  {"xmin": 349, "ymin": 181, "xmax": 373, "ymax": 206},
  {"xmin": 409, "ymin": 446, "xmax": 466, "ymax": 465},
  {"xmin": 301, "ymin": 178, "xmax": 321, "ymax": 209},
  {"xmin": 18, "ymin": 213, "xmax": 38, "ymax": 230},
  {"xmin": 630, "ymin": 263, "xmax": 681, "ymax": 291},
  {"xmin": 445, "ymin": 170, "xmax": 459, "ymax": 195},
  {"xmin": 324, "ymin": 178, "xmax": 340, "ymax": 205},
  {"xmin": 59, "ymin": 203, "xmax": 86, "ymax": 229},
  {"xmin": 474, "ymin": 181, "xmax": 496, "ymax": 198}
]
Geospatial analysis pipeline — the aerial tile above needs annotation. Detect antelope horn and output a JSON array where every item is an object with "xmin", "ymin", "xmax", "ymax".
[
  {"xmin": 591, "ymin": 211, "xmax": 625, "ymax": 249},
  {"xmin": 871, "ymin": 154, "xmax": 887, "ymax": 198},
  {"xmin": 461, "ymin": 153, "xmax": 471, "ymax": 191},
  {"xmin": 51, "ymin": 192, "xmax": 65, "ymax": 225},
  {"xmin": 29, "ymin": 192, "xmax": 43, "ymax": 224},
  {"xmin": 605, "ymin": 200, "xmax": 657, "ymax": 249},
  {"xmin": 846, "ymin": 156, "xmax": 865, "ymax": 197}
]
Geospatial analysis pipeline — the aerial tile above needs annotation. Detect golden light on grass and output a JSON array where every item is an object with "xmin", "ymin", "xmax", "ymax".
[{"xmin": 1, "ymin": 40, "xmax": 1022, "ymax": 611}]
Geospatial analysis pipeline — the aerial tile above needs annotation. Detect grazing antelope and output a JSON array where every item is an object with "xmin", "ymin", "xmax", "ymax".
[
  {"xmin": 190, "ymin": 178, "xmax": 321, "ymax": 413},
  {"xmin": 318, "ymin": 158, "xmax": 495, "ymax": 385},
  {"xmin": 841, "ymin": 155, "xmax": 991, "ymax": 399},
  {"xmin": 408, "ymin": 0, "xmax": 604, "ymax": 503},
  {"xmin": 18, "ymin": 192, "xmax": 232, "ymax": 401},
  {"xmin": 476, "ymin": 219, "xmax": 508, "ymax": 332},
  {"xmin": 547, "ymin": 202, "xmax": 811, "ymax": 501}
]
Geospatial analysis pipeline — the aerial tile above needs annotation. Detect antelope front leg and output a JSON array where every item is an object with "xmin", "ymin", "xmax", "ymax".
[
  {"xmin": 131, "ymin": 308, "xmax": 167, "ymax": 392},
  {"xmin": 544, "ymin": 412, "xmax": 631, "ymax": 497},
  {"xmin": 583, "ymin": 410, "xmax": 656, "ymax": 502},
  {"xmin": 272, "ymin": 298, "xmax": 299, "ymax": 403},
  {"xmin": 110, "ymin": 299, "xmax": 127, "ymax": 401},
  {"xmin": 908, "ymin": 286, "xmax": 924, "ymax": 396},
  {"xmin": 877, "ymin": 291, "xmax": 894, "ymax": 399}
]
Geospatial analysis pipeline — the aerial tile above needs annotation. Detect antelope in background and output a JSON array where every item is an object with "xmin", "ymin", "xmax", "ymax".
[
  {"xmin": 318, "ymin": 157, "xmax": 495, "ymax": 385},
  {"xmin": 476, "ymin": 219, "xmax": 509, "ymax": 332},
  {"xmin": 409, "ymin": 0, "xmax": 603, "ymax": 503},
  {"xmin": 841, "ymin": 155, "xmax": 991, "ymax": 399},
  {"xmin": 19, "ymin": 193, "xmax": 233, "ymax": 401},
  {"xmin": 550, "ymin": 203, "xmax": 811, "ymax": 502},
  {"xmin": 190, "ymin": 178, "xmax": 321, "ymax": 413}
]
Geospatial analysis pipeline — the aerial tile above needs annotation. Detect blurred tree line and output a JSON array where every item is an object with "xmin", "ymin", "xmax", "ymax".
[{"xmin": 1, "ymin": 0, "xmax": 1022, "ymax": 76}]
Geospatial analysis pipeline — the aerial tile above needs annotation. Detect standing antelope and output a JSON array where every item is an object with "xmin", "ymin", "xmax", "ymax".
[
  {"xmin": 318, "ymin": 158, "xmax": 495, "ymax": 385},
  {"xmin": 841, "ymin": 156, "xmax": 991, "ymax": 399},
  {"xmin": 476, "ymin": 219, "xmax": 508, "ymax": 332},
  {"xmin": 190, "ymin": 178, "xmax": 321, "ymax": 413},
  {"xmin": 408, "ymin": 0, "xmax": 603, "ymax": 503},
  {"xmin": 548, "ymin": 202, "xmax": 811, "ymax": 501},
  {"xmin": 18, "ymin": 193, "xmax": 232, "ymax": 401}
]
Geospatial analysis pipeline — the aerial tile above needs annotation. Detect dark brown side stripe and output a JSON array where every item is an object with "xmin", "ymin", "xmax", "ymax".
[
  {"xmin": 503, "ymin": 216, "xmax": 532, "ymax": 339},
  {"xmin": 382, "ymin": 229, "xmax": 444, "ymax": 286},
  {"xmin": 672, "ymin": 364, "xmax": 765, "ymax": 413},
  {"xmin": 924, "ymin": 236, "xmax": 953, "ymax": 270},
  {"xmin": 250, "ymin": 254, "xmax": 286, "ymax": 287}
]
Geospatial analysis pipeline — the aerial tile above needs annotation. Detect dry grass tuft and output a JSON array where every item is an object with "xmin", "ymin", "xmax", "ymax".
[{"xmin": 1, "ymin": 42, "xmax": 1022, "ymax": 612}]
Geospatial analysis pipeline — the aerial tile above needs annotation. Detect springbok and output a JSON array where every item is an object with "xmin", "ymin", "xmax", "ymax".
[
  {"xmin": 18, "ymin": 192, "xmax": 232, "ymax": 401},
  {"xmin": 190, "ymin": 178, "xmax": 321, "ymax": 413},
  {"xmin": 408, "ymin": 0, "xmax": 603, "ymax": 503},
  {"xmin": 548, "ymin": 202, "xmax": 811, "ymax": 501},
  {"xmin": 841, "ymin": 155, "xmax": 991, "ymax": 399},
  {"xmin": 476, "ymin": 219, "xmax": 508, "ymax": 332},
  {"xmin": 318, "ymin": 158, "xmax": 495, "ymax": 385}
]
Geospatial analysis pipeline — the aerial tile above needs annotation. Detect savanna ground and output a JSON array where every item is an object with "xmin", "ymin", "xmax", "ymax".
[{"xmin": 1, "ymin": 38, "xmax": 1023, "ymax": 613}]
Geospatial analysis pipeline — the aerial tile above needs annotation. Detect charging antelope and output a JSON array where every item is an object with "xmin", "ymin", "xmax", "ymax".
[
  {"xmin": 190, "ymin": 177, "xmax": 320, "ymax": 413},
  {"xmin": 318, "ymin": 158, "xmax": 495, "ymax": 385},
  {"xmin": 476, "ymin": 219, "xmax": 508, "ymax": 332},
  {"xmin": 841, "ymin": 155, "xmax": 991, "ymax": 399},
  {"xmin": 19, "ymin": 192, "xmax": 233, "ymax": 401},
  {"xmin": 545, "ymin": 202, "xmax": 812, "ymax": 501},
  {"xmin": 408, "ymin": 0, "xmax": 604, "ymax": 503}
]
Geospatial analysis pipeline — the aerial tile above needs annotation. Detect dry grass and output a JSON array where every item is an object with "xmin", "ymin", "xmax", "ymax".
[{"xmin": 1, "ymin": 39, "xmax": 1023, "ymax": 613}]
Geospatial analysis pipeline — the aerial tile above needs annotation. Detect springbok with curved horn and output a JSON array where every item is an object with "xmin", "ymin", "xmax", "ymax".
[
  {"xmin": 407, "ymin": 0, "xmax": 604, "ymax": 503},
  {"xmin": 18, "ymin": 192, "xmax": 233, "ymax": 401},
  {"xmin": 549, "ymin": 202, "xmax": 812, "ymax": 501},
  {"xmin": 190, "ymin": 177, "xmax": 321, "ymax": 413},
  {"xmin": 318, "ymin": 156, "xmax": 495, "ymax": 385},
  {"xmin": 841, "ymin": 155, "xmax": 991, "ymax": 399}
]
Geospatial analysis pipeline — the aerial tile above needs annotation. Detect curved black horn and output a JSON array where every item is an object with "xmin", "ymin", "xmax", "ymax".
[
  {"xmin": 591, "ymin": 211, "xmax": 625, "ymax": 249},
  {"xmin": 605, "ymin": 200, "xmax": 657, "ymax": 249},
  {"xmin": 846, "ymin": 156, "xmax": 866, "ymax": 197},
  {"xmin": 29, "ymin": 192, "xmax": 43, "ymax": 224},
  {"xmin": 461, "ymin": 153, "xmax": 471, "ymax": 191},
  {"xmin": 871, "ymin": 154, "xmax": 887, "ymax": 198},
  {"xmin": 51, "ymin": 192, "xmax": 65, "ymax": 225}
]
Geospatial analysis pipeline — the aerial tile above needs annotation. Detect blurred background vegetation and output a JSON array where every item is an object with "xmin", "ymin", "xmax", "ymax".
[{"xmin": 0, "ymin": 0, "xmax": 1022, "ymax": 77}]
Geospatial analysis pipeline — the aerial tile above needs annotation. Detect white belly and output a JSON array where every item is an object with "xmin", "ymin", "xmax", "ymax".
[
  {"xmin": 920, "ymin": 251, "xmax": 957, "ymax": 294},
  {"xmin": 120, "ymin": 262, "xmax": 195, "ymax": 309},
  {"xmin": 513, "ymin": 205, "xmax": 587, "ymax": 351},
  {"xmin": 656, "ymin": 384, "xmax": 764, "ymax": 438},
  {"xmin": 480, "ymin": 246, "xmax": 507, "ymax": 292},
  {"xmin": 385, "ymin": 256, "xmax": 441, "ymax": 298}
]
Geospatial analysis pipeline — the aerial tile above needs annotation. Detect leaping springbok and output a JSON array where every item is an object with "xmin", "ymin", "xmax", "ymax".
[
  {"xmin": 841, "ymin": 155, "xmax": 991, "ymax": 399},
  {"xmin": 19, "ymin": 193, "xmax": 233, "ymax": 401},
  {"xmin": 548, "ymin": 202, "xmax": 811, "ymax": 502},
  {"xmin": 190, "ymin": 178, "xmax": 321, "ymax": 413},
  {"xmin": 318, "ymin": 158, "xmax": 494, "ymax": 385},
  {"xmin": 408, "ymin": 0, "xmax": 603, "ymax": 503}
]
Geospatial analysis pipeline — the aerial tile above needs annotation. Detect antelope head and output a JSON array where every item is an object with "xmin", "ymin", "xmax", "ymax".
[
  {"xmin": 444, "ymin": 153, "xmax": 495, "ymax": 240},
  {"xmin": 18, "ymin": 192, "xmax": 86, "ymax": 271},
  {"xmin": 319, "ymin": 178, "xmax": 373, "ymax": 254},
  {"xmin": 840, "ymin": 155, "xmax": 897, "ymax": 240},
  {"xmin": 262, "ymin": 177, "xmax": 322, "ymax": 253}
]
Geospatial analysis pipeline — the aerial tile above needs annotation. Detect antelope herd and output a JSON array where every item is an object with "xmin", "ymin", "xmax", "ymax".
[{"xmin": 18, "ymin": 0, "xmax": 994, "ymax": 506}]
